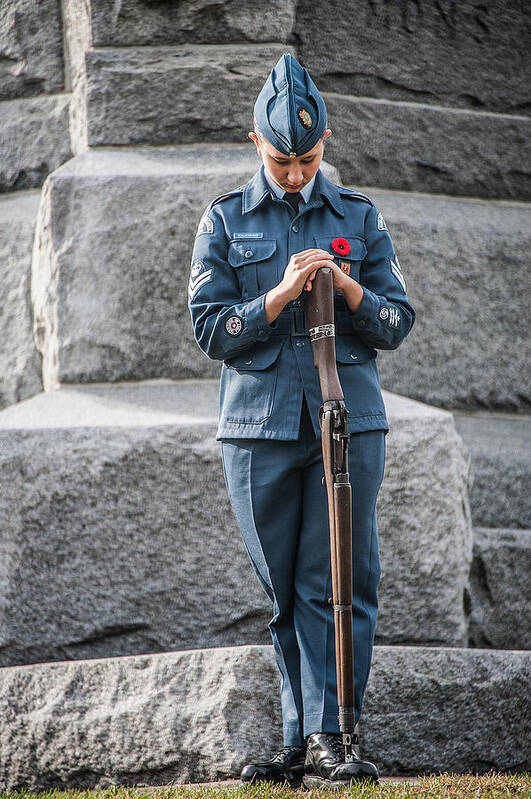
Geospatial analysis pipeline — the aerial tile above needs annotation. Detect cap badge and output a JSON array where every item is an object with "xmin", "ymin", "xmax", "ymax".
[
  {"xmin": 298, "ymin": 108, "xmax": 313, "ymax": 129},
  {"xmin": 289, "ymin": 151, "xmax": 297, "ymax": 159},
  {"xmin": 331, "ymin": 237, "xmax": 351, "ymax": 256}
]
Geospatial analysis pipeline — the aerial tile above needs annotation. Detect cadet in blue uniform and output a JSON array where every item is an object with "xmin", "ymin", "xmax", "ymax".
[{"xmin": 189, "ymin": 54, "xmax": 415, "ymax": 787}]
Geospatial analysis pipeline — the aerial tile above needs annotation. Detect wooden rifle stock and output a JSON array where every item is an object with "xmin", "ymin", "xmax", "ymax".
[{"xmin": 305, "ymin": 267, "xmax": 357, "ymax": 759}]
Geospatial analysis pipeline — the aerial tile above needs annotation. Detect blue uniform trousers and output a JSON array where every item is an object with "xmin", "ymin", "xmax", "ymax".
[{"xmin": 221, "ymin": 399, "xmax": 385, "ymax": 746}]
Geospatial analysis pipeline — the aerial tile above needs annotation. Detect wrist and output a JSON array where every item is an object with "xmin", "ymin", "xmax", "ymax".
[
  {"xmin": 341, "ymin": 278, "xmax": 364, "ymax": 313},
  {"xmin": 265, "ymin": 283, "xmax": 291, "ymax": 323}
]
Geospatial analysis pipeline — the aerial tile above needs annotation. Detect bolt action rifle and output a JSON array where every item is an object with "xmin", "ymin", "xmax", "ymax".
[{"xmin": 304, "ymin": 266, "xmax": 357, "ymax": 762}]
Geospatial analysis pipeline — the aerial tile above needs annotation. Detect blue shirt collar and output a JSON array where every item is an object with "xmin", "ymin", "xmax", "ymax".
[
  {"xmin": 262, "ymin": 169, "xmax": 316, "ymax": 204},
  {"xmin": 242, "ymin": 165, "xmax": 344, "ymax": 217}
]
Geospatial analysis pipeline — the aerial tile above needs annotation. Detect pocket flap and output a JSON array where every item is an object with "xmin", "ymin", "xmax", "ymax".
[
  {"xmin": 314, "ymin": 236, "xmax": 367, "ymax": 261},
  {"xmin": 225, "ymin": 338, "xmax": 284, "ymax": 371},
  {"xmin": 228, "ymin": 239, "xmax": 277, "ymax": 267},
  {"xmin": 334, "ymin": 335, "xmax": 375, "ymax": 364}
]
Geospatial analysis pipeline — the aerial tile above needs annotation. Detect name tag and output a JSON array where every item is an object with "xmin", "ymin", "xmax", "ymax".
[{"xmin": 233, "ymin": 232, "xmax": 264, "ymax": 239}]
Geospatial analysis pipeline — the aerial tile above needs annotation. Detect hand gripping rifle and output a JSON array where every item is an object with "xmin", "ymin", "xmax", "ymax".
[{"xmin": 305, "ymin": 266, "xmax": 357, "ymax": 762}]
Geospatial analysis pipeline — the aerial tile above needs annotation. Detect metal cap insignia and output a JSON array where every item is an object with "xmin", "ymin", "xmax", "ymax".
[{"xmin": 298, "ymin": 107, "xmax": 313, "ymax": 129}]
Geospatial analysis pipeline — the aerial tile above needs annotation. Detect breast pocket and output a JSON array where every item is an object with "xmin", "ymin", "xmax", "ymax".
[
  {"xmin": 228, "ymin": 239, "xmax": 277, "ymax": 299},
  {"xmin": 314, "ymin": 235, "xmax": 367, "ymax": 281}
]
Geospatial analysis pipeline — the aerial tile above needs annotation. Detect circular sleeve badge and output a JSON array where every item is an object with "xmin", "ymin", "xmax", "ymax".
[
  {"xmin": 225, "ymin": 315, "xmax": 243, "ymax": 336},
  {"xmin": 379, "ymin": 307, "xmax": 389, "ymax": 320}
]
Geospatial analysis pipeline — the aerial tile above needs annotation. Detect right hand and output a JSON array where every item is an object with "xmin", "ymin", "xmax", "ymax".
[
  {"xmin": 279, "ymin": 249, "xmax": 335, "ymax": 302},
  {"xmin": 265, "ymin": 249, "xmax": 335, "ymax": 324}
]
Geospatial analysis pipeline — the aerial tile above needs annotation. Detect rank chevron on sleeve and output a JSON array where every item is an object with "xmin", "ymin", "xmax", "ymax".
[
  {"xmin": 390, "ymin": 258, "xmax": 406, "ymax": 291},
  {"xmin": 188, "ymin": 267, "xmax": 213, "ymax": 299}
]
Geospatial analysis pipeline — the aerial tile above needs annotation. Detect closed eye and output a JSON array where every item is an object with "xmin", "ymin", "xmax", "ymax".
[{"xmin": 272, "ymin": 156, "xmax": 316, "ymax": 165}]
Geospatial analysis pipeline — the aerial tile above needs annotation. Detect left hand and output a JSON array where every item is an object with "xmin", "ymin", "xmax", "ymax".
[{"xmin": 305, "ymin": 260, "xmax": 364, "ymax": 313}]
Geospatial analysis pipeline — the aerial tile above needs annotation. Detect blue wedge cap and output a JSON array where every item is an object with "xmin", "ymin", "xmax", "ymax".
[{"xmin": 253, "ymin": 53, "xmax": 327, "ymax": 157}]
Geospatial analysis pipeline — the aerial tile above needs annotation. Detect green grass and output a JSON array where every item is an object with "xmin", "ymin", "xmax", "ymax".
[{"xmin": 2, "ymin": 774, "xmax": 530, "ymax": 799}]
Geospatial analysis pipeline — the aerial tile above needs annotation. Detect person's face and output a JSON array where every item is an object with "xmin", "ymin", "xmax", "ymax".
[{"xmin": 248, "ymin": 128, "xmax": 332, "ymax": 193}]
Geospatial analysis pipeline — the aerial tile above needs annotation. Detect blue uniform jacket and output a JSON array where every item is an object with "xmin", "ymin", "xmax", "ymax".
[{"xmin": 188, "ymin": 166, "xmax": 415, "ymax": 440}]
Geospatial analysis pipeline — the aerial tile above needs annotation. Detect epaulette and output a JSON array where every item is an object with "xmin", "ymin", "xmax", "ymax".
[
  {"xmin": 209, "ymin": 186, "xmax": 245, "ymax": 209},
  {"xmin": 339, "ymin": 187, "xmax": 373, "ymax": 205}
]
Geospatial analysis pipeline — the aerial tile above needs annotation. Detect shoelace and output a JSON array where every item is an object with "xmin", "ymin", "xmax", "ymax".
[
  {"xmin": 272, "ymin": 746, "xmax": 305, "ymax": 763},
  {"xmin": 324, "ymin": 734, "xmax": 347, "ymax": 760}
]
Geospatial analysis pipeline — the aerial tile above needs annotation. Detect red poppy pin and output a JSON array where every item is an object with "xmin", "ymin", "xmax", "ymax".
[{"xmin": 331, "ymin": 237, "xmax": 351, "ymax": 256}]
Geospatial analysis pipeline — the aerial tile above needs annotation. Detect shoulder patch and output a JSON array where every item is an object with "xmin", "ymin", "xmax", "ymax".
[
  {"xmin": 377, "ymin": 212, "xmax": 388, "ymax": 231},
  {"xmin": 196, "ymin": 214, "xmax": 214, "ymax": 235},
  {"xmin": 209, "ymin": 185, "xmax": 245, "ymax": 209},
  {"xmin": 340, "ymin": 188, "xmax": 373, "ymax": 206}
]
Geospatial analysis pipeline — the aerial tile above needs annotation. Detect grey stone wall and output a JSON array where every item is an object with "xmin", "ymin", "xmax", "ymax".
[
  {"xmin": 371, "ymin": 189, "xmax": 531, "ymax": 412},
  {"xmin": 295, "ymin": 0, "xmax": 530, "ymax": 115},
  {"xmin": 0, "ymin": 94, "xmax": 72, "ymax": 192},
  {"xmin": 468, "ymin": 528, "xmax": 531, "ymax": 650},
  {"xmin": 0, "ymin": 0, "xmax": 64, "ymax": 100},
  {"xmin": 0, "ymin": 192, "xmax": 43, "ymax": 409}
]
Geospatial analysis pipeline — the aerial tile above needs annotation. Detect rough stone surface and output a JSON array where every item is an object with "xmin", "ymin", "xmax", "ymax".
[
  {"xmin": 72, "ymin": 44, "xmax": 294, "ymax": 152},
  {"xmin": 468, "ymin": 528, "xmax": 531, "ymax": 650},
  {"xmin": 0, "ymin": 645, "xmax": 529, "ymax": 789},
  {"xmin": 325, "ymin": 94, "xmax": 530, "ymax": 201},
  {"xmin": 453, "ymin": 413, "xmax": 531, "ymax": 527},
  {"xmin": 0, "ymin": 94, "xmax": 72, "ymax": 192},
  {"xmin": 0, "ymin": 191, "xmax": 43, "ymax": 410},
  {"xmin": 362, "ymin": 646, "xmax": 531, "ymax": 775},
  {"xmin": 375, "ymin": 393, "xmax": 472, "ymax": 647},
  {"xmin": 30, "ymin": 146, "xmax": 338, "ymax": 387},
  {"xmin": 0, "ymin": 382, "xmax": 266, "ymax": 667},
  {"xmin": 0, "ymin": 0, "xmax": 64, "ymax": 100},
  {"xmin": 364, "ymin": 189, "xmax": 531, "ymax": 411},
  {"xmin": 296, "ymin": 0, "xmax": 531, "ymax": 116},
  {"xmin": 0, "ymin": 384, "xmax": 472, "ymax": 666},
  {"xmin": 64, "ymin": 0, "xmax": 295, "ymax": 50}
]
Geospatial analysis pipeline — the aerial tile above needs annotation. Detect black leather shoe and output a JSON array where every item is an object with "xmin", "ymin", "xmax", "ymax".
[
  {"xmin": 303, "ymin": 732, "xmax": 378, "ymax": 788},
  {"xmin": 240, "ymin": 745, "xmax": 306, "ymax": 787}
]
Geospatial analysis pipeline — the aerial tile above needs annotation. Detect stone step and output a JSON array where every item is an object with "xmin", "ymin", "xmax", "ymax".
[
  {"xmin": 326, "ymin": 95, "xmax": 530, "ymax": 201},
  {"xmin": 31, "ymin": 148, "xmax": 530, "ymax": 413},
  {"xmin": 63, "ymin": 0, "xmax": 295, "ymax": 52},
  {"xmin": 453, "ymin": 413, "xmax": 530, "ymax": 528},
  {"xmin": 64, "ymin": 40, "xmax": 530, "ymax": 200},
  {"xmin": 0, "ymin": 94, "xmax": 72, "ymax": 192},
  {"xmin": 0, "ymin": 382, "xmax": 472, "ymax": 667},
  {"xmin": 0, "ymin": 0, "xmax": 64, "ymax": 101},
  {"xmin": 363, "ymin": 188, "xmax": 531, "ymax": 413},
  {"xmin": 69, "ymin": 44, "xmax": 295, "ymax": 154},
  {"xmin": 0, "ymin": 643, "xmax": 528, "ymax": 789},
  {"xmin": 295, "ymin": 1, "xmax": 530, "ymax": 116},
  {"xmin": 62, "ymin": 0, "xmax": 530, "ymax": 120},
  {"xmin": 0, "ymin": 190, "xmax": 43, "ymax": 410},
  {"xmin": 468, "ymin": 527, "xmax": 531, "ymax": 650}
]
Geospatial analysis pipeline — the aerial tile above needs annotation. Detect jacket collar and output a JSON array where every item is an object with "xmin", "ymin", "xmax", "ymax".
[
  {"xmin": 242, "ymin": 166, "xmax": 271, "ymax": 214},
  {"xmin": 313, "ymin": 169, "xmax": 345, "ymax": 217},
  {"xmin": 242, "ymin": 165, "xmax": 345, "ymax": 217}
]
